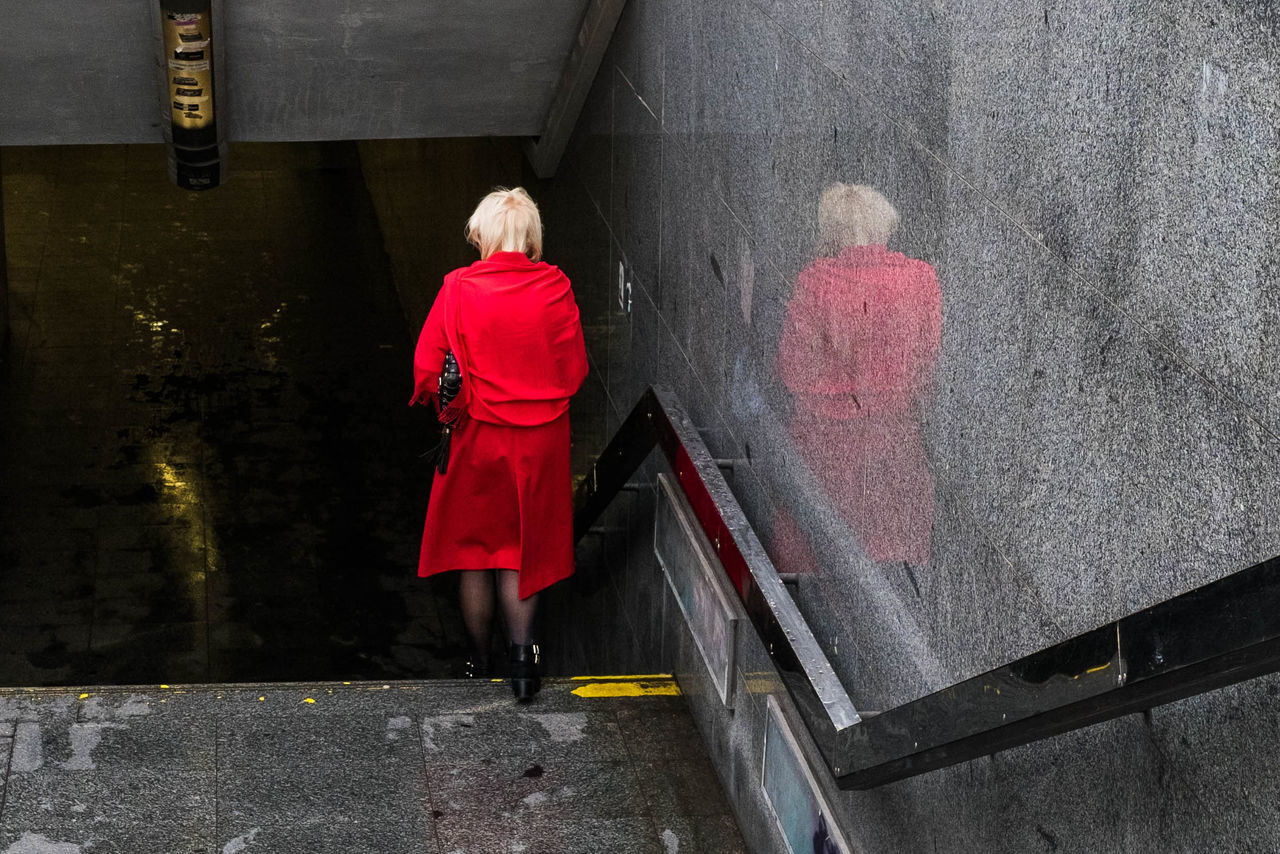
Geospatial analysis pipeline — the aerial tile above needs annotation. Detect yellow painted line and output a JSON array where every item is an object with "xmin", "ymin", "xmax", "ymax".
[
  {"xmin": 571, "ymin": 679, "xmax": 681, "ymax": 698},
  {"xmin": 744, "ymin": 677, "xmax": 784, "ymax": 694},
  {"xmin": 569, "ymin": 674, "xmax": 673, "ymax": 681},
  {"xmin": 1086, "ymin": 662, "xmax": 1111, "ymax": 675}
]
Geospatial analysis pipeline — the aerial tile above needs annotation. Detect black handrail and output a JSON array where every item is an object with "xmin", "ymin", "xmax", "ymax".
[
  {"xmin": 575, "ymin": 387, "xmax": 860, "ymax": 744},
  {"xmin": 574, "ymin": 386, "xmax": 1280, "ymax": 789}
]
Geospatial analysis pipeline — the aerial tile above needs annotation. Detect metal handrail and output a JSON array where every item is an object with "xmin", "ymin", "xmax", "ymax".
[
  {"xmin": 574, "ymin": 386, "xmax": 1280, "ymax": 789},
  {"xmin": 575, "ymin": 387, "xmax": 861, "ymax": 743}
]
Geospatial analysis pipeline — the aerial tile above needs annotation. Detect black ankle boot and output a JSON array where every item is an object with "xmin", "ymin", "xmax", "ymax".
[
  {"xmin": 509, "ymin": 643, "xmax": 541, "ymax": 703},
  {"xmin": 463, "ymin": 655, "xmax": 492, "ymax": 679}
]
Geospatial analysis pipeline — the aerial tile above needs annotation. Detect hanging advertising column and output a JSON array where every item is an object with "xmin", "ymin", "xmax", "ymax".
[{"xmin": 154, "ymin": 0, "xmax": 226, "ymax": 190}]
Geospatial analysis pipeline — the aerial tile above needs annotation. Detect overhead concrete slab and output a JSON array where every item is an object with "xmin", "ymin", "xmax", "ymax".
[{"xmin": 0, "ymin": 0, "xmax": 590, "ymax": 146}]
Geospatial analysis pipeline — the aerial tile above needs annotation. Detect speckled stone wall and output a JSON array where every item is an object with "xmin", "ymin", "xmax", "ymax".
[{"xmin": 535, "ymin": 0, "xmax": 1280, "ymax": 851}]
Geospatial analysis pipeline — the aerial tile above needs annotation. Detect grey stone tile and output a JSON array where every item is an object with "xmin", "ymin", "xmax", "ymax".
[
  {"xmin": 217, "ymin": 763, "xmax": 428, "ymax": 828},
  {"xmin": 634, "ymin": 755, "xmax": 732, "ymax": 820},
  {"xmin": 606, "ymin": 257, "xmax": 663, "ymax": 421},
  {"xmin": 76, "ymin": 689, "xmax": 211, "ymax": 721},
  {"xmin": 664, "ymin": 0, "xmax": 781, "ymax": 239},
  {"xmin": 614, "ymin": 705, "xmax": 706, "ymax": 765},
  {"xmin": 1, "ymin": 768, "xmax": 214, "ymax": 840},
  {"xmin": 421, "ymin": 707, "xmax": 626, "ymax": 764},
  {"xmin": 0, "ymin": 694, "xmax": 75, "ymax": 725},
  {"xmin": 212, "ymin": 821, "xmax": 436, "ymax": 854},
  {"xmin": 0, "ymin": 828, "xmax": 214, "ymax": 854},
  {"xmin": 961, "ymin": 714, "xmax": 1226, "ymax": 854},
  {"xmin": 1143, "ymin": 677, "xmax": 1280, "ymax": 850},
  {"xmin": 610, "ymin": 0, "xmax": 665, "ymax": 122},
  {"xmin": 653, "ymin": 815, "xmax": 749, "ymax": 854},
  {"xmin": 217, "ymin": 711, "xmax": 424, "ymax": 771},
  {"xmin": 434, "ymin": 815, "xmax": 660, "ymax": 854},
  {"xmin": 560, "ymin": 57, "xmax": 613, "ymax": 216},
  {"xmin": 24, "ymin": 715, "xmax": 218, "ymax": 772},
  {"xmin": 656, "ymin": 142, "xmax": 746, "ymax": 421},
  {"xmin": 427, "ymin": 756, "xmax": 647, "ymax": 819},
  {"xmin": 611, "ymin": 68, "xmax": 663, "ymax": 296}
]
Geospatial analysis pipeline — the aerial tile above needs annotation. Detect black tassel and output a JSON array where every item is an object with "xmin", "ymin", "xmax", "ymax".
[{"xmin": 436, "ymin": 425, "xmax": 453, "ymax": 474}]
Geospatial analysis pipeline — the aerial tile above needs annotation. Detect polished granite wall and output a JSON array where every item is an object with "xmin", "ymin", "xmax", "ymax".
[{"xmin": 533, "ymin": 0, "xmax": 1280, "ymax": 851}]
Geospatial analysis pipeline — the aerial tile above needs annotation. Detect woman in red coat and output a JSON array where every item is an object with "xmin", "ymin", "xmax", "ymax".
[{"xmin": 411, "ymin": 187, "xmax": 588, "ymax": 701}]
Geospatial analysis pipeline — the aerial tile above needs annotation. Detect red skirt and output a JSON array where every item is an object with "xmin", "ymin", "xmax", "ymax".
[{"xmin": 418, "ymin": 413, "xmax": 574, "ymax": 598}]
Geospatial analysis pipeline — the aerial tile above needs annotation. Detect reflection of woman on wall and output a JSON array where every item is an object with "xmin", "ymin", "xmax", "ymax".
[{"xmin": 778, "ymin": 184, "xmax": 941, "ymax": 566}]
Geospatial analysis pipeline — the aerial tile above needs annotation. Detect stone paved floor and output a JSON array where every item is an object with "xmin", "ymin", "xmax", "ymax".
[
  {"xmin": 0, "ymin": 143, "xmax": 465, "ymax": 685},
  {"xmin": 0, "ymin": 678, "xmax": 746, "ymax": 854}
]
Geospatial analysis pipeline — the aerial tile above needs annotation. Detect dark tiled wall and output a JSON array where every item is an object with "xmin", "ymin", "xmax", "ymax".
[
  {"xmin": 536, "ymin": 0, "xmax": 1280, "ymax": 851},
  {"xmin": 0, "ymin": 149, "xmax": 8, "ymax": 353},
  {"xmin": 356, "ymin": 139, "xmax": 523, "ymax": 332}
]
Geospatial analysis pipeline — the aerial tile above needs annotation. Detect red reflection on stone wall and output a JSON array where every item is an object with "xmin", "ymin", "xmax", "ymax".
[{"xmin": 777, "ymin": 185, "xmax": 941, "ymax": 566}]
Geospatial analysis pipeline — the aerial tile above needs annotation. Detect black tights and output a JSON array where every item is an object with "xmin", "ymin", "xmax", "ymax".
[{"xmin": 459, "ymin": 569, "xmax": 538, "ymax": 660}]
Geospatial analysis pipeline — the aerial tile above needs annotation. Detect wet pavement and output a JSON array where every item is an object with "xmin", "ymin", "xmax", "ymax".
[
  {"xmin": 0, "ymin": 143, "xmax": 465, "ymax": 686},
  {"xmin": 0, "ymin": 678, "xmax": 746, "ymax": 854}
]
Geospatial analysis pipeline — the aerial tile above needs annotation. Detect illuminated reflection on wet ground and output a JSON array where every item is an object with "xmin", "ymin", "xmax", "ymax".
[{"xmin": 0, "ymin": 143, "xmax": 466, "ymax": 685}]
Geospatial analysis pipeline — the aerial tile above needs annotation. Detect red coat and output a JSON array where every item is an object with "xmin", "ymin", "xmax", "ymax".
[
  {"xmin": 412, "ymin": 252, "xmax": 588, "ymax": 597},
  {"xmin": 778, "ymin": 244, "xmax": 941, "ymax": 565}
]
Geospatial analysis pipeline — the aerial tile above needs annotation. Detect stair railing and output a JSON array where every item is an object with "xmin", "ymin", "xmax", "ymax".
[{"xmin": 574, "ymin": 386, "xmax": 1280, "ymax": 789}]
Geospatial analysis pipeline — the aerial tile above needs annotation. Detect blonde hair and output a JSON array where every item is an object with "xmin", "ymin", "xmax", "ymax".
[
  {"xmin": 816, "ymin": 183, "xmax": 900, "ymax": 255},
  {"xmin": 465, "ymin": 187, "xmax": 544, "ymax": 261}
]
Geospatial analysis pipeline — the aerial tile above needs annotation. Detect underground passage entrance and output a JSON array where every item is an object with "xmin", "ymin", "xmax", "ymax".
[
  {"xmin": 0, "ymin": 139, "xmax": 751, "ymax": 853},
  {"xmin": 0, "ymin": 139, "xmax": 555, "ymax": 687}
]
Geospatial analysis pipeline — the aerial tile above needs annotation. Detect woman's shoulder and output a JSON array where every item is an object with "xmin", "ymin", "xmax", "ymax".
[{"xmin": 453, "ymin": 254, "xmax": 564, "ymax": 275}]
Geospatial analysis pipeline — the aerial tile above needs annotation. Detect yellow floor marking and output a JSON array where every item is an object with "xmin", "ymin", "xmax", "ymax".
[
  {"xmin": 569, "ymin": 674, "xmax": 673, "ymax": 681},
  {"xmin": 744, "ymin": 676, "xmax": 783, "ymax": 694},
  {"xmin": 571, "ymin": 680, "xmax": 681, "ymax": 698}
]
